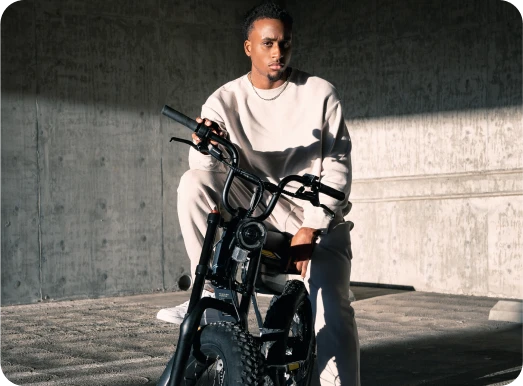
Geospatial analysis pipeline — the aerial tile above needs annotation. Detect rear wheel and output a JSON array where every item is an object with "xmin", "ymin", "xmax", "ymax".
[
  {"xmin": 183, "ymin": 322, "xmax": 265, "ymax": 386},
  {"xmin": 263, "ymin": 280, "xmax": 315, "ymax": 386}
]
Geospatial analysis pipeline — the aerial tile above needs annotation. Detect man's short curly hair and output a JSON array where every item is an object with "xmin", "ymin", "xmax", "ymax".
[{"xmin": 242, "ymin": 2, "xmax": 293, "ymax": 41}]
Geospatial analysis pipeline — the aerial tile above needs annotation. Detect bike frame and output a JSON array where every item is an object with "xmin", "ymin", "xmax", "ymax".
[
  {"xmin": 158, "ymin": 105, "xmax": 345, "ymax": 386},
  {"xmin": 163, "ymin": 211, "xmax": 281, "ymax": 385}
]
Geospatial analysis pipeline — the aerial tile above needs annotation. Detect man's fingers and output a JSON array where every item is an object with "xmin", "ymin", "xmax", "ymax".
[
  {"xmin": 294, "ymin": 258, "xmax": 310, "ymax": 278},
  {"xmin": 300, "ymin": 260, "xmax": 309, "ymax": 278},
  {"xmin": 193, "ymin": 118, "xmax": 226, "ymax": 146},
  {"xmin": 195, "ymin": 117, "xmax": 213, "ymax": 127},
  {"xmin": 295, "ymin": 259, "xmax": 309, "ymax": 278}
]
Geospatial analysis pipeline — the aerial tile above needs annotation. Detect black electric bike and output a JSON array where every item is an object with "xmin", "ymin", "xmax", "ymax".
[{"xmin": 157, "ymin": 105, "xmax": 345, "ymax": 386}]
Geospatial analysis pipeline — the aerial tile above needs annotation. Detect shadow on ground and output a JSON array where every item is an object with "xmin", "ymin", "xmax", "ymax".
[{"xmin": 361, "ymin": 324, "xmax": 521, "ymax": 386}]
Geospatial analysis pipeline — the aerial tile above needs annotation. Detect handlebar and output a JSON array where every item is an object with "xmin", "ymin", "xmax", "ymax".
[
  {"xmin": 162, "ymin": 106, "xmax": 199, "ymax": 132},
  {"xmin": 162, "ymin": 105, "xmax": 239, "ymax": 165},
  {"xmin": 162, "ymin": 104, "xmax": 345, "ymax": 219},
  {"xmin": 318, "ymin": 182, "xmax": 345, "ymax": 201}
]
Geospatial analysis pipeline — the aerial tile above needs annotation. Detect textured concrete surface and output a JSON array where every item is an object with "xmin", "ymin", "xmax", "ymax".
[
  {"xmin": 286, "ymin": 0, "xmax": 523, "ymax": 298},
  {"xmin": 2, "ymin": 0, "xmax": 522, "ymax": 306},
  {"xmin": 1, "ymin": 286, "xmax": 521, "ymax": 385},
  {"xmin": 1, "ymin": 0, "xmax": 41, "ymax": 305},
  {"xmin": 1, "ymin": 0, "xmax": 258, "ymax": 305}
]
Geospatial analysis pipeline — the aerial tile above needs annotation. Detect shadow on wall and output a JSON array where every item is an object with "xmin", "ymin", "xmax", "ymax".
[
  {"xmin": 0, "ymin": 0, "xmax": 257, "ymax": 118},
  {"xmin": 286, "ymin": 0, "xmax": 522, "ymax": 119},
  {"xmin": 2, "ymin": 1, "xmax": 521, "ymax": 119}
]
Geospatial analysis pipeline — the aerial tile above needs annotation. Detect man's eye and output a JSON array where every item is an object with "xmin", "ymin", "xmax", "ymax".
[{"xmin": 263, "ymin": 42, "xmax": 273, "ymax": 47}]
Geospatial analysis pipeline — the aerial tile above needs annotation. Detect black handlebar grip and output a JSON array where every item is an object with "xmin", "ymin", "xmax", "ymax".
[
  {"xmin": 162, "ymin": 105, "xmax": 199, "ymax": 132},
  {"xmin": 319, "ymin": 183, "xmax": 345, "ymax": 201}
]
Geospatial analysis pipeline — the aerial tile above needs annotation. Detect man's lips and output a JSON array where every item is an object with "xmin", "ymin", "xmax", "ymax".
[{"xmin": 269, "ymin": 63, "xmax": 284, "ymax": 70}]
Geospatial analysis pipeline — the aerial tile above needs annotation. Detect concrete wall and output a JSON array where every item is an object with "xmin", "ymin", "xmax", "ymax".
[
  {"xmin": 2, "ymin": 0, "xmax": 521, "ymax": 304},
  {"xmin": 1, "ymin": 0, "xmax": 258, "ymax": 305},
  {"xmin": 286, "ymin": 0, "xmax": 522, "ymax": 298}
]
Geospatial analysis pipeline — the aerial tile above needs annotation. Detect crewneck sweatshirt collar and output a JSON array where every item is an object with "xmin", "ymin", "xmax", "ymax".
[{"xmin": 244, "ymin": 68, "xmax": 296, "ymax": 100}]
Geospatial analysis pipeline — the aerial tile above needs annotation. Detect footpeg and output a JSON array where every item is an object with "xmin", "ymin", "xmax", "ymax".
[
  {"xmin": 259, "ymin": 328, "xmax": 285, "ymax": 341},
  {"xmin": 267, "ymin": 360, "xmax": 306, "ymax": 372}
]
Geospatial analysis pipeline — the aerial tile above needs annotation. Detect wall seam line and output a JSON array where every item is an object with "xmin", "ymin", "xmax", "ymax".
[
  {"xmin": 485, "ymin": 0, "xmax": 492, "ymax": 296},
  {"xmin": 33, "ymin": 0, "xmax": 43, "ymax": 302},
  {"xmin": 160, "ymin": 158, "xmax": 165, "ymax": 290},
  {"xmin": 157, "ymin": 16, "xmax": 166, "ymax": 291},
  {"xmin": 351, "ymin": 190, "xmax": 523, "ymax": 203},
  {"xmin": 352, "ymin": 168, "xmax": 523, "ymax": 183}
]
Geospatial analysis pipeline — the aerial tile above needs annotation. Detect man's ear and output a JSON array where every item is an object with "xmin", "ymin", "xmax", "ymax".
[{"xmin": 244, "ymin": 40, "xmax": 251, "ymax": 57}]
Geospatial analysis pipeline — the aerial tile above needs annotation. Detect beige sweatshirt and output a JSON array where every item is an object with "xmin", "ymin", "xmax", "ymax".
[{"xmin": 189, "ymin": 68, "xmax": 352, "ymax": 232}]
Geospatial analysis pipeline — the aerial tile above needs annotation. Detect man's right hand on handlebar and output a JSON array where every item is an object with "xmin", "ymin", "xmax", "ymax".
[{"xmin": 193, "ymin": 118, "xmax": 227, "ymax": 146}]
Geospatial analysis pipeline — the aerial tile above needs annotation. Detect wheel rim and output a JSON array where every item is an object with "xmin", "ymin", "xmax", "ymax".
[
  {"xmin": 264, "ymin": 302, "xmax": 313, "ymax": 385},
  {"xmin": 186, "ymin": 351, "xmax": 226, "ymax": 386},
  {"xmin": 288, "ymin": 304, "xmax": 312, "ymax": 383}
]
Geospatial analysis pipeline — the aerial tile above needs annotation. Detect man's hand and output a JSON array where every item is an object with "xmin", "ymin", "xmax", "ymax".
[
  {"xmin": 193, "ymin": 117, "xmax": 227, "ymax": 146},
  {"xmin": 291, "ymin": 227, "xmax": 320, "ymax": 278}
]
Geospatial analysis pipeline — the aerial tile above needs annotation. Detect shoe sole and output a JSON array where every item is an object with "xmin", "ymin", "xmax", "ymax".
[{"xmin": 156, "ymin": 309, "xmax": 236, "ymax": 325}]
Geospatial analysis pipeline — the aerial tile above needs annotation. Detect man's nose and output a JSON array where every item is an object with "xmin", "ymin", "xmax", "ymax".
[{"xmin": 271, "ymin": 45, "xmax": 283, "ymax": 59}]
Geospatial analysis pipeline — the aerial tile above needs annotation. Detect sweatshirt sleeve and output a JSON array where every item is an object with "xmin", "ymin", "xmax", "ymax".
[
  {"xmin": 188, "ymin": 100, "xmax": 228, "ymax": 172},
  {"xmin": 300, "ymin": 95, "xmax": 352, "ymax": 232}
]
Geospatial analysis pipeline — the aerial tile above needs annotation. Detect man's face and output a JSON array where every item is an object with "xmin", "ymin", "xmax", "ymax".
[{"xmin": 244, "ymin": 18, "xmax": 292, "ymax": 83}]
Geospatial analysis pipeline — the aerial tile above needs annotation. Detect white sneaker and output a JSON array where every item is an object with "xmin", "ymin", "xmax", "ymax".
[
  {"xmin": 156, "ymin": 290, "xmax": 235, "ymax": 325},
  {"xmin": 349, "ymin": 289, "xmax": 356, "ymax": 302}
]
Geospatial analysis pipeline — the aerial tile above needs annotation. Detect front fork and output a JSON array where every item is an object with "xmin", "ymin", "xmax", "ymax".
[
  {"xmin": 159, "ymin": 210, "xmax": 234, "ymax": 386},
  {"xmin": 158, "ymin": 210, "xmax": 266, "ymax": 386}
]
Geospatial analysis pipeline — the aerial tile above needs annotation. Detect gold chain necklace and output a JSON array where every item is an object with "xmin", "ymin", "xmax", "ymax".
[{"xmin": 248, "ymin": 69, "xmax": 292, "ymax": 101}]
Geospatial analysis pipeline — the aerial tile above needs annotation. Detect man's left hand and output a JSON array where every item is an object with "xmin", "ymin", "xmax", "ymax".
[{"xmin": 291, "ymin": 227, "xmax": 320, "ymax": 278}]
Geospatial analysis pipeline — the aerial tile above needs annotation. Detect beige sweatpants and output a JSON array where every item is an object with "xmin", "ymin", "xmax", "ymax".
[{"xmin": 177, "ymin": 169, "xmax": 360, "ymax": 386}]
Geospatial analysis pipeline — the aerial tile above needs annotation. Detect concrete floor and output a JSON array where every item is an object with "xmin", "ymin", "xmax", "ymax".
[{"xmin": 1, "ymin": 286, "xmax": 521, "ymax": 385}]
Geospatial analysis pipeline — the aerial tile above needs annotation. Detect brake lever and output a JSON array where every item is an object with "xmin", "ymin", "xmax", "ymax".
[
  {"xmin": 170, "ymin": 137, "xmax": 198, "ymax": 150},
  {"xmin": 298, "ymin": 186, "xmax": 335, "ymax": 219},
  {"xmin": 170, "ymin": 136, "xmax": 219, "ymax": 158},
  {"xmin": 319, "ymin": 204, "xmax": 335, "ymax": 219}
]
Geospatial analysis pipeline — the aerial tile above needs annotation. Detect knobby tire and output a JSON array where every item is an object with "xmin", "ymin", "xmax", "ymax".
[{"xmin": 183, "ymin": 322, "xmax": 265, "ymax": 386}]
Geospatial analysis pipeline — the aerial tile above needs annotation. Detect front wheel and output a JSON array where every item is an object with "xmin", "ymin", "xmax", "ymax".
[{"xmin": 184, "ymin": 322, "xmax": 265, "ymax": 386}]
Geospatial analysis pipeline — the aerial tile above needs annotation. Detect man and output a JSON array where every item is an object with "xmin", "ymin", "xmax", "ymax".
[{"xmin": 158, "ymin": 3, "xmax": 360, "ymax": 385}]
